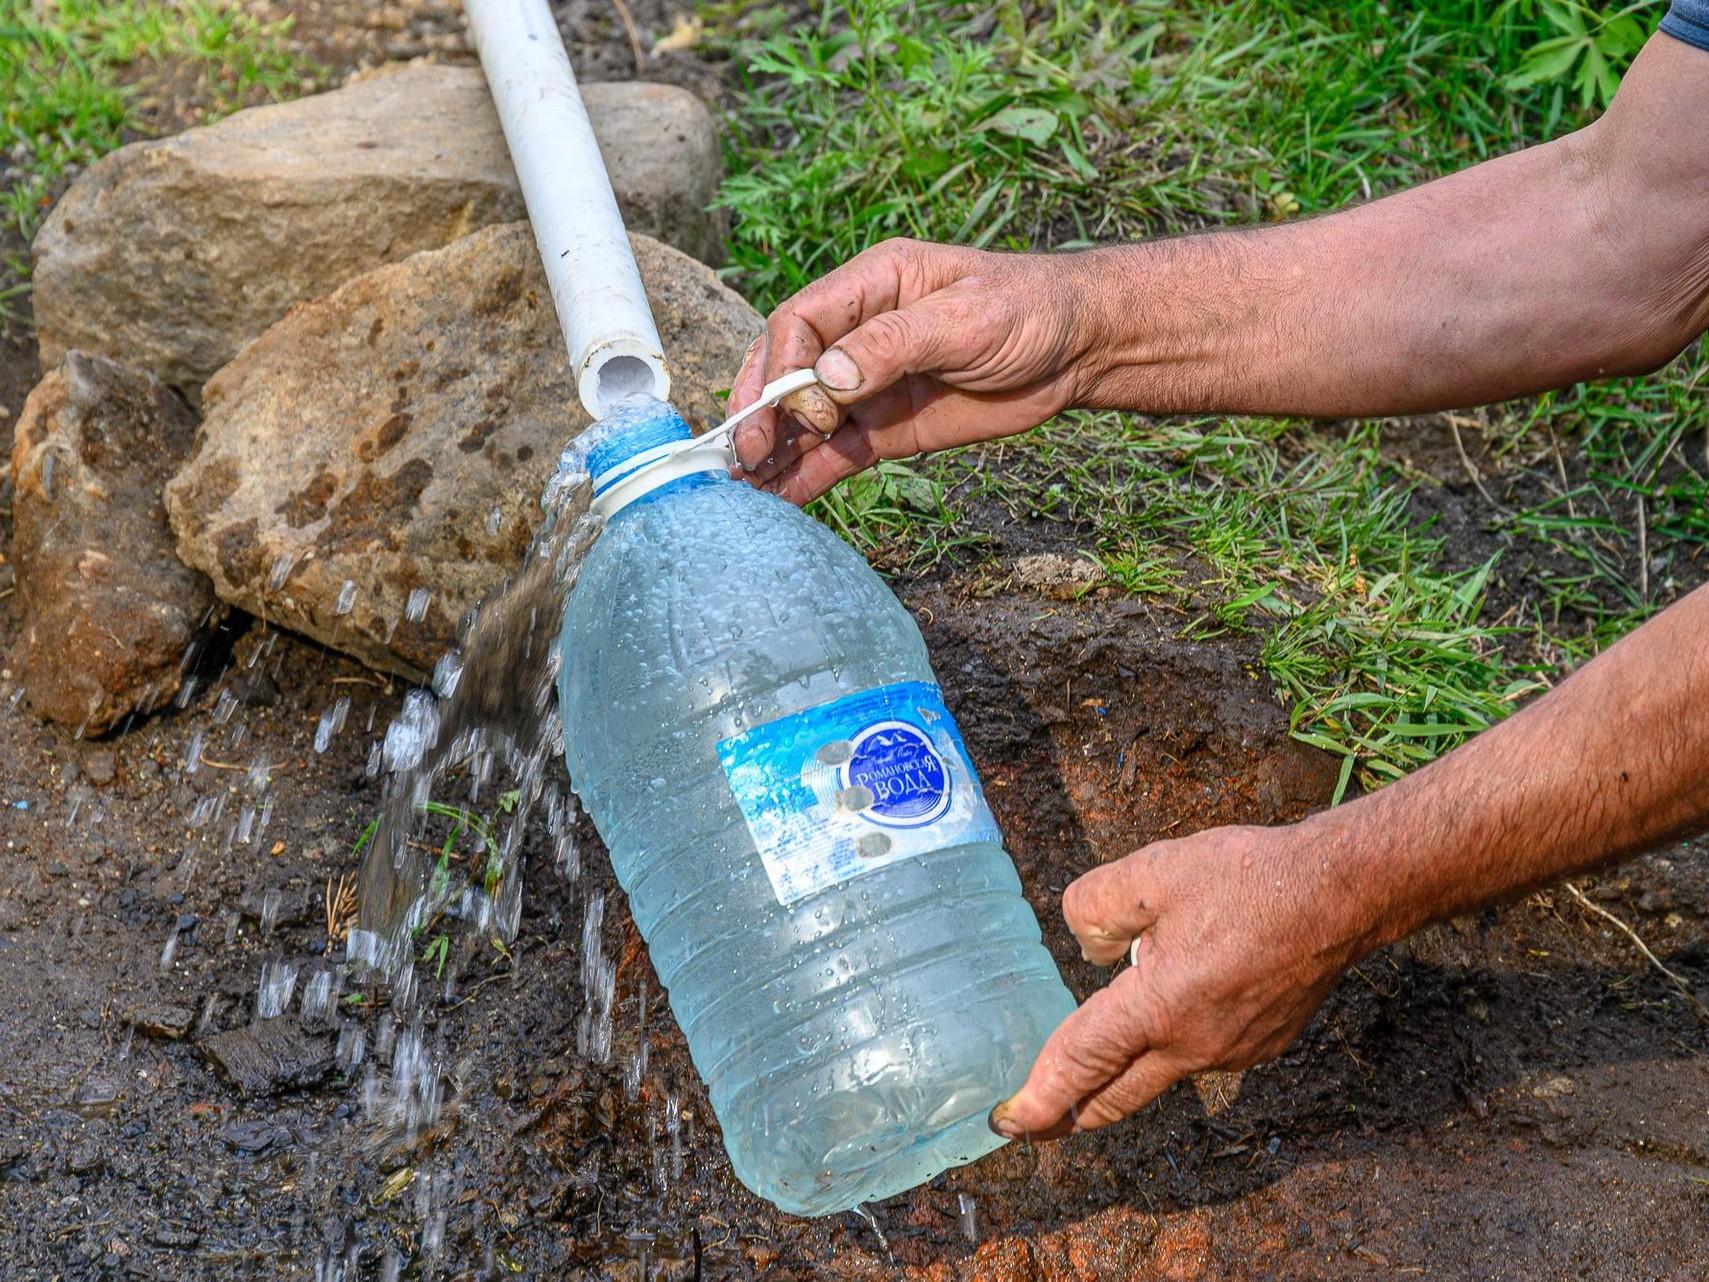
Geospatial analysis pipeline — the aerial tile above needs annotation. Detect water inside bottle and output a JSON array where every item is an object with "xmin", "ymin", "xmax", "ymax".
[{"xmin": 558, "ymin": 399, "xmax": 1075, "ymax": 1214}]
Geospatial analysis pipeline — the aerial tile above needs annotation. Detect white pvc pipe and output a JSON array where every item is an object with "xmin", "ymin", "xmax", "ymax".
[{"xmin": 465, "ymin": 0, "xmax": 671, "ymax": 417}]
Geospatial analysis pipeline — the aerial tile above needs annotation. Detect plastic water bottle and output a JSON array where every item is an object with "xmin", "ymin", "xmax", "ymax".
[{"xmin": 558, "ymin": 398, "xmax": 1076, "ymax": 1216}]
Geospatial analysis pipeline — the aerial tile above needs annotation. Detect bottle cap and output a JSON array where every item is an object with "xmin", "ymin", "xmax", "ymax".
[{"xmin": 583, "ymin": 399, "xmax": 725, "ymax": 518}]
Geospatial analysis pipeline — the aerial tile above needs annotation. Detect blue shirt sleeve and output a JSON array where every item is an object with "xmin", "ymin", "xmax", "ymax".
[{"xmin": 1662, "ymin": 0, "xmax": 1709, "ymax": 50}]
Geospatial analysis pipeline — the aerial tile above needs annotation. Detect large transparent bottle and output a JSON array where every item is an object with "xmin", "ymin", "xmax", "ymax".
[{"xmin": 558, "ymin": 399, "xmax": 1076, "ymax": 1216}]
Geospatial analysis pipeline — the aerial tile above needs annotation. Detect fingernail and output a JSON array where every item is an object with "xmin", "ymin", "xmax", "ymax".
[
  {"xmin": 732, "ymin": 423, "xmax": 757, "ymax": 471},
  {"xmin": 796, "ymin": 387, "xmax": 839, "ymax": 435},
  {"xmin": 987, "ymin": 1103, "xmax": 1022, "ymax": 1140},
  {"xmin": 815, "ymin": 348, "xmax": 862, "ymax": 392}
]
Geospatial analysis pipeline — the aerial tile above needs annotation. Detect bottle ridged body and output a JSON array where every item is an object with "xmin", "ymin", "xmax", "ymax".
[{"xmin": 560, "ymin": 473, "xmax": 1075, "ymax": 1215}]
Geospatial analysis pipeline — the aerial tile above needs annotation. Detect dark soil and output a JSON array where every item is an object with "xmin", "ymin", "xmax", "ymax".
[
  {"xmin": 1375, "ymin": 411, "xmax": 1709, "ymax": 637},
  {"xmin": 2, "ymin": 5, "xmax": 1708, "ymax": 1280},
  {"xmin": 2, "ymin": 570, "xmax": 1707, "ymax": 1280}
]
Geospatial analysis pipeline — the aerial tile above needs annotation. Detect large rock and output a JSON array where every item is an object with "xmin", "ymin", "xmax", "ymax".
[
  {"xmin": 8, "ymin": 354, "xmax": 222, "ymax": 734},
  {"xmin": 164, "ymin": 223, "xmax": 760, "ymax": 681},
  {"xmin": 33, "ymin": 65, "xmax": 724, "ymax": 397}
]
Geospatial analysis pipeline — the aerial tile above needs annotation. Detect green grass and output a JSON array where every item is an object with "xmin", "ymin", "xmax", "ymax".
[
  {"xmin": 713, "ymin": 0, "xmax": 1613, "ymax": 302},
  {"xmin": 712, "ymin": 0, "xmax": 1704, "ymax": 791},
  {"xmin": 954, "ymin": 414, "xmax": 1545, "ymax": 799},
  {"xmin": 0, "ymin": 0, "xmax": 309, "ymax": 309}
]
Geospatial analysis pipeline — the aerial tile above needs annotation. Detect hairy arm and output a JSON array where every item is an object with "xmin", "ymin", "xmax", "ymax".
[
  {"xmin": 1077, "ymin": 32, "xmax": 1709, "ymax": 418},
  {"xmin": 732, "ymin": 31, "xmax": 1709, "ymax": 502},
  {"xmin": 992, "ymin": 581, "xmax": 1709, "ymax": 1137}
]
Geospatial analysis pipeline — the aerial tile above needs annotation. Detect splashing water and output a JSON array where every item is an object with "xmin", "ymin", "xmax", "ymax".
[
  {"xmin": 575, "ymin": 889, "xmax": 616, "ymax": 1064},
  {"xmin": 314, "ymin": 406, "xmax": 720, "ymax": 1260},
  {"xmin": 301, "ymin": 969, "xmax": 335, "ymax": 1023},
  {"xmin": 348, "ymin": 452, "xmax": 603, "ymax": 981},
  {"xmin": 256, "ymin": 958, "xmax": 299, "ymax": 1019}
]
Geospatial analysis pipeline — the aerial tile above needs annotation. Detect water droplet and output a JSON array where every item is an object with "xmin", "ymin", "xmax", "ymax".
[
  {"xmin": 959, "ymin": 1193, "xmax": 978, "ymax": 1244},
  {"xmin": 300, "ymin": 969, "xmax": 333, "ymax": 1023},
  {"xmin": 256, "ymin": 959, "xmax": 299, "ymax": 1019},
  {"xmin": 336, "ymin": 1024, "xmax": 366, "ymax": 1070},
  {"xmin": 315, "ymin": 697, "xmax": 351, "ymax": 753},
  {"xmin": 268, "ymin": 552, "xmax": 296, "ymax": 591},
  {"xmin": 431, "ymin": 652, "xmax": 462, "ymax": 700},
  {"xmin": 259, "ymin": 887, "xmax": 282, "ymax": 935},
  {"xmin": 183, "ymin": 729, "xmax": 206, "ymax": 774}
]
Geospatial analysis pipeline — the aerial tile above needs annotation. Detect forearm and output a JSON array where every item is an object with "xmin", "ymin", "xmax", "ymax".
[
  {"xmin": 1309, "ymin": 583, "xmax": 1709, "ymax": 956},
  {"xmin": 1076, "ymin": 35, "xmax": 1709, "ymax": 420}
]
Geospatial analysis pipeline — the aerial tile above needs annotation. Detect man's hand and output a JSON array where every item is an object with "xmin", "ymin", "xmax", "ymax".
[
  {"xmin": 727, "ymin": 239, "xmax": 1102, "ymax": 504},
  {"xmin": 989, "ymin": 821, "xmax": 1366, "ymax": 1138},
  {"xmin": 731, "ymin": 34, "xmax": 1709, "ymax": 509},
  {"xmin": 994, "ymin": 579, "xmax": 1709, "ymax": 1138}
]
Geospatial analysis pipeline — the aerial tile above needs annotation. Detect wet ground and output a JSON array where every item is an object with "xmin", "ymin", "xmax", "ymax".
[
  {"xmin": 3, "ymin": 3, "xmax": 1709, "ymax": 1279},
  {"xmin": 2, "ymin": 508, "xmax": 1707, "ymax": 1279}
]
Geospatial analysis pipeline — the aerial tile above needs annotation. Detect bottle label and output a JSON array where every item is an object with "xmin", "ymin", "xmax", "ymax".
[{"xmin": 717, "ymin": 681, "xmax": 1001, "ymax": 906}]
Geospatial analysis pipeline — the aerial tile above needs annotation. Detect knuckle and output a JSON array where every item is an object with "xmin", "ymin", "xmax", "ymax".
[
  {"xmin": 1113, "ymin": 969, "xmax": 1176, "ymax": 1049},
  {"xmin": 1082, "ymin": 1084, "xmax": 1144, "ymax": 1129},
  {"xmin": 858, "ymin": 308, "xmax": 916, "ymax": 357},
  {"xmin": 766, "ymin": 318, "xmax": 819, "ymax": 364},
  {"xmin": 1052, "ymin": 1025, "xmax": 1120, "ymax": 1083},
  {"xmin": 1060, "ymin": 876, "xmax": 1097, "ymax": 932},
  {"xmin": 939, "ymin": 288, "xmax": 984, "ymax": 331},
  {"xmin": 847, "ymin": 237, "xmax": 915, "ymax": 281}
]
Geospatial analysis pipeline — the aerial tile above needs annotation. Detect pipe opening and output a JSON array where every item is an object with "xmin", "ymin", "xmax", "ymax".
[{"xmin": 595, "ymin": 355, "xmax": 667, "ymax": 414}]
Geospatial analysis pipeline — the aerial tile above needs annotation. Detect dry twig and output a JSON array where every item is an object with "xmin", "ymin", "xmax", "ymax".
[
  {"xmin": 1565, "ymin": 881, "xmax": 1709, "ymax": 1021},
  {"xmin": 1444, "ymin": 412, "xmax": 1503, "ymax": 511},
  {"xmin": 325, "ymin": 871, "xmax": 358, "ymax": 947},
  {"xmin": 609, "ymin": 0, "xmax": 645, "ymax": 74},
  {"xmin": 332, "ymin": 673, "xmax": 391, "ymax": 691},
  {"xmin": 1636, "ymin": 495, "xmax": 1649, "ymax": 602}
]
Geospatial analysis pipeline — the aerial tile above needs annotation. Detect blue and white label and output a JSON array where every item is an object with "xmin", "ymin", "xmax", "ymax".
[
  {"xmin": 842, "ymin": 719, "xmax": 952, "ymax": 827},
  {"xmin": 717, "ymin": 681, "xmax": 1000, "ymax": 905}
]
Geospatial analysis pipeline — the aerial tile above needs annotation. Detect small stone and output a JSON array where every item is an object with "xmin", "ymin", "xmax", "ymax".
[
  {"xmin": 238, "ymin": 885, "xmax": 313, "ymax": 928},
  {"xmin": 199, "ymin": 1020, "xmax": 335, "ymax": 1097},
  {"xmin": 65, "ymin": 1140, "xmax": 106, "ymax": 1175},
  {"xmin": 150, "ymin": 1225, "xmax": 202, "ymax": 1249},
  {"xmin": 1012, "ymin": 552, "xmax": 1106, "ymax": 601},
  {"xmin": 217, "ymin": 1117, "xmax": 290, "ymax": 1153},
  {"xmin": 125, "ymin": 1004, "xmax": 195, "ymax": 1039},
  {"xmin": 1532, "ymin": 1075, "xmax": 1577, "ymax": 1099},
  {"xmin": 81, "ymin": 748, "xmax": 117, "ymax": 785},
  {"xmin": 8, "ymin": 354, "xmax": 223, "ymax": 732},
  {"xmin": 72, "ymin": 1077, "xmax": 123, "ymax": 1118}
]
